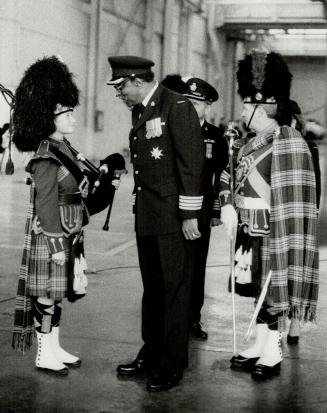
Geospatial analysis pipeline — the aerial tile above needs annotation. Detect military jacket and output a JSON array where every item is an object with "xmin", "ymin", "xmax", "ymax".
[
  {"xmin": 220, "ymin": 136, "xmax": 273, "ymax": 236},
  {"xmin": 27, "ymin": 139, "xmax": 87, "ymax": 254},
  {"xmin": 199, "ymin": 121, "xmax": 228, "ymax": 228},
  {"xmin": 129, "ymin": 84, "xmax": 205, "ymax": 236}
]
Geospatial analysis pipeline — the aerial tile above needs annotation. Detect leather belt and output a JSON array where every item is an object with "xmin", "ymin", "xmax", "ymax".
[
  {"xmin": 235, "ymin": 194, "xmax": 270, "ymax": 211},
  {"xmin": 58, "ymin": 192, "xmax": 82, "ymax": 204}
]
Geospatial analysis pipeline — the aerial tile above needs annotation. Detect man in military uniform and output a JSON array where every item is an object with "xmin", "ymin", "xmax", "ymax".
[
  {"xmin": 182, "ymin": 77, "xmax": 228, "ymax": 339},
  {"xmin": 220, "ymin": 51, "xmax": 319, "ymax": 380},
  {"xmin": 107, "ymin": 56, "xmax": 205, "ymax": 391}
]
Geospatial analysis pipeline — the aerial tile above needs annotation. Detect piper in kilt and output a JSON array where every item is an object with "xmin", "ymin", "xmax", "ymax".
[
  {"xmin": 12, "ymin": 56, "xmax": 124, "ymax": 376},
  {"xmin": 220, "ymin": 51, "xmax": 319, "ymax": 380}
]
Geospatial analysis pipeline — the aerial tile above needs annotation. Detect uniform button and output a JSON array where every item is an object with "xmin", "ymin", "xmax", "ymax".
[
  {"xmin": 240, "ymin": 191, "xmax": 244, "ymax": 196},
  {"xmin": 133, "ymin": 136, "xmax": 137, "ymax": 140},
  {"xmin": 135, "ymin": 170, "xmax": 139, "ymax": 175},
  {"xmin": 137, "ymin": 186, "xmax": 141, "ymax": 191},
  {"xmin": 133, "ymin": 154, "xmax": 137, "ymax": 158}
]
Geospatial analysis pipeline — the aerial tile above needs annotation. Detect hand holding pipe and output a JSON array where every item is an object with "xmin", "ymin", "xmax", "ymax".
[{"xmin": 92, "ymin": 164, "xmax": 109, "ymax": 194}]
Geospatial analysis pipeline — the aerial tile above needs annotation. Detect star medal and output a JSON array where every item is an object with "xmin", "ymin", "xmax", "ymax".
[{"xmin": 150, "ymin": 147, "xmax": 163, "ymax": 160}]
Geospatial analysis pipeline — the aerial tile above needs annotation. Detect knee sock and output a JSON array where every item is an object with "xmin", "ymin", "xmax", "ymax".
[
  {"xmin": 257, "ymin": 306, "xmax": 280, "ymax": 331},
  {"xmin": 33, "ymin": 300, "xmax": 55, "ymax": 333},
  {"xmin": 52, "ymin": 301, "xmax": 62, "ymax": 328}
]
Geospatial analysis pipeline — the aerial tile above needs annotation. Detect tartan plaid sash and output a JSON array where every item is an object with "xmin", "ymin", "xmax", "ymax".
[
  {"xmin": 239, "ymin": 125, "xmax": 319, "ymax": 328},
  {"xmin": 12, "ymin": 183, "xmax": 36, "ymax": 351},
  {"xmin": 269, "ymin": 126, "xmax": 319, "ymax": 323}
]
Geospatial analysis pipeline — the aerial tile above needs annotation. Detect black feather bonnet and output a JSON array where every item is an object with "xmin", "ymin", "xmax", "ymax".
[
  {"xmin": 13, "ymin": 56, "xmax": 79, "ymax": 152},
  {"xmin": 161, "ymin": 74, "xmax": 188, "ymax": 94},
  {"xmin": 237, "ymin": 50, "xmax": 292, "ymax": 105}
]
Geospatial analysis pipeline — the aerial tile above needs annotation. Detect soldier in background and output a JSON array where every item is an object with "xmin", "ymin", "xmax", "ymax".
[{"xmin": 182, "ymin": 77, "xmax": 228, "ymax": 339}]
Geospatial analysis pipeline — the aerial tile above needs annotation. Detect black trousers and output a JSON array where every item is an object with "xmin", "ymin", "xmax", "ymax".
[
  {"xmin": 136, "ymin": 232, "xmax": 191, "ymax": 371},
  {"xmin": 186, "ymin": 227, "xmax": 211, "ymax": 323}
]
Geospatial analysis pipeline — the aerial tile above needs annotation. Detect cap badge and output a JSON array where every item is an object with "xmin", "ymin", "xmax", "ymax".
[
  {"xmin": 190, "ymin": 82, "xmax": 197, "ymax": 91},
  {"xmin": 150, "ymin": 147, "xmax": 163, "ymax": 160},
  {"xmin": 255, "ymin": 92, "xmax": 263, "ymax": 101}
]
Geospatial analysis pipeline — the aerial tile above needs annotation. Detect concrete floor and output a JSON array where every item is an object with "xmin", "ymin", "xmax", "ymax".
[{"xmin": 1, "ymin": 141, "xmax": 327, "ymax": 413}]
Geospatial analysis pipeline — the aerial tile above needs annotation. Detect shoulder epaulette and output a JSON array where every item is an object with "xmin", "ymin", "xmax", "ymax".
[
  {"xmin": 36, "ymin": 140, "xmax": 51, "ymax": 157},
  {"xmin": 27, "ymin": 140, "xmax": 61, "ymax": 168}
]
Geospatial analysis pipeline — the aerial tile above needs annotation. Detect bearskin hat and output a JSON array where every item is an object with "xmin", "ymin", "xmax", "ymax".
[
  {"xmin": 13, "ymin": 56, "xmax": 79, "ymax": 152},
  {"xmin": 161, "ymin": 74, "xmax": 188, "ymax": 94},
  {"xmin": 237, "ymin": 51, "xmax": 292, "ymax": 105}
]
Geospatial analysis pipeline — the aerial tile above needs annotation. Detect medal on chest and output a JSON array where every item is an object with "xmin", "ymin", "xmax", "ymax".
[
  {"xmin": 146, "ymin": 117, "xmax": 162, "ymax": 139},
  {"xmin": 150, "ymin": 146, "xmax": 163, "ymax": 160},
  {"xmin": 204, "ymin": 138, "xmax": 215, "ymax": 159}
]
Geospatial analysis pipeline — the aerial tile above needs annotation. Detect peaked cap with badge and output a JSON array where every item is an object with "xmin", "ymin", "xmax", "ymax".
[
  {"xmin": 182, "ymin": 77, "xmax": 219, "ymax": 103},
  {"xmin": 107, "ymin": 55, "xmax": 154, "ymax": 85}
]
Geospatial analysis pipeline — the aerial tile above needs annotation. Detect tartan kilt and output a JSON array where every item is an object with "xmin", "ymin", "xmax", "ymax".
[{"xmin": 27, "ymin": 233, "xmax": 72, "ymax": 299}]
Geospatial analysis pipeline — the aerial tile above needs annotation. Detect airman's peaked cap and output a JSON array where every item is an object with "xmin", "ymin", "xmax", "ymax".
[
  {"xmin": 107, "ymin": 56, "xmax": 154, "ymax": 85},
  {"xmin": 182, "ymin": 77, "xmax": 219, "ymax": 103}
]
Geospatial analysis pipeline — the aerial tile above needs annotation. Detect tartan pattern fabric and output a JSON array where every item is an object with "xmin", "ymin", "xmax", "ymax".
[
  {"xmin": 13, "ymin": 156, "xmax": 78, "ymax": 351},
  {"xmin": 269, "ymin": 126, "xmax": 319, "ymax": 323},
  {"xmin": 236, "ymin": 125, "xmax": 319, "ymax": 330},
  {"xmin": 27, "ymin": 233, "xmax": 69, "ymax": 298},
  {"xmin": 12, "ymin": 184, "xmax": 36, "ymax": 351}
]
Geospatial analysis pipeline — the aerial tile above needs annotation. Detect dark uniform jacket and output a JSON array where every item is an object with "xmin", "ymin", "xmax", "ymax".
[
  {"xmin": 129, "ymin": 84, "xmax": 205, "ymax": 236},
  {"xmin": 199, "ymin": 121, "xmax": 228, "ymax": 228},
  {"xmin": 27, "ymin": 139, "xmax": 87, "ymax": 255}
]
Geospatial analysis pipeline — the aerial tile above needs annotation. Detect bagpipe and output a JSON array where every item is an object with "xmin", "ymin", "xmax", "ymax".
[
  {"xmin": 0, "ymin": 81, "xmax": 127, "ymax": 230},
  {"xmin": 62, "ymin": 138, "xmax": 127, "ymax": 231},
  {"xmin": 0, "ymin": 83, "xmax": 15, "ymax": 175}
]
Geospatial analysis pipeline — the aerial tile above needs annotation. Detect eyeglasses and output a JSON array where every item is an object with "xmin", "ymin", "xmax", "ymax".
[{"xmin": 114, "ymin": 77, "xmax": 130, "ymax": 93}]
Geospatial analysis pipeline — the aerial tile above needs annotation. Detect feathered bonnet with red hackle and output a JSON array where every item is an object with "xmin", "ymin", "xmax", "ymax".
[
  {"xmin": 237, "ymin": 50, "xmax": 293, "ymax": 126},
  {"xmin": 237, "ymin": 50, "xmax": 292, "ymax": 104},
  {"xmin": 13, "ymin": 56, "xmax": 79, "ymax": 152}
]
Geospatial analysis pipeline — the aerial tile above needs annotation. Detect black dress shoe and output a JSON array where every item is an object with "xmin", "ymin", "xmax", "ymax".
[
  {"xmin": 230, "ymin": 355, "xmax": 259, "ymax": 371},
  {"xmin": 251, "ymin": 362, "xmax": 281, "ymax": 380},
  {"xmin": 36, "ymin": 366, "xmax": 69, "ymax": 376},
  {"xmin": 147, "ymin": 368, "xmax": 183, "ymax": 392},
  {"xmin": 287, "ymin": 334, "xmax": 299, "ymax": 345},
  {"xmin": 117, "ymin": 358, "xmax": 147, "ymax": 376},
  {"xmin": 190, "ymin": 322, "xmax": 208, "ymax": 340},
  {"xmin": 64, "ymin": 358, "xmax": 82, "ymax": 368}
]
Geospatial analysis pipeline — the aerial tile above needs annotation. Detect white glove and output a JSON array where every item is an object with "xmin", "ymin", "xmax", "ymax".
[
  {"xmin": 220, "ymin": 204, "xmax": 238, "ymax": 240},
  {"xmin": 111, "ymin": 178, "xmax": 121, "ymax": 190}
]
